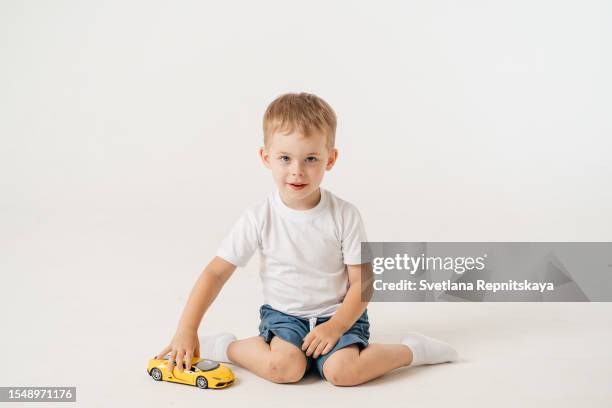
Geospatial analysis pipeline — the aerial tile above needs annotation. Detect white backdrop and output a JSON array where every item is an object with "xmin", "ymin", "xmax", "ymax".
[{"xmin": 1, "ymin": 1, "xmax": 611, "ymax": 407}]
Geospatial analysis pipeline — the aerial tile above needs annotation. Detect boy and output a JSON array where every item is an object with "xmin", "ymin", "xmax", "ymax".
[{"xmin": 156, "ymin": 93, "xmax": 458, "ymax": 386}]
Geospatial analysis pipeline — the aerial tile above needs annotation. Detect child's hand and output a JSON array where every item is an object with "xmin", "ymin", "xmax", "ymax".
[
  {"xmin": 302, "ymin": 320, "xmax": 344, "ymax": 358},
  {"xmin": 156, "ymin": 327, "xmax": 200, "ymax": 372}
]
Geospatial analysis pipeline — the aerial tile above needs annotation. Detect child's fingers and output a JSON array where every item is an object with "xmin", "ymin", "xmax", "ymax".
[
  {"xmin": 306, "ymin": 338, "xmax": 322, "ymax": 356},
  {"xmin": 183, "ymin": 351, "xmax": 194, "ymax": 371},
  {"xmin": 301, "ymin": 334, "xmax": 312, "ymax": 351},
  {"xmin": 312, "ymin": 341, "xmax": 327, "ymax": 358},
  {"xmin": 175, "ymin": 349, "xmax": 186, "ymax": 370},
  {"xmin": 194, "ymin": 343, "xmax": 200, "ymax": 358},
  {"xmin": 321, "ymin": 342, "xmax": 334, "ymax": 356},
  {"xmin": 156, "ymin": 345, "xmax": 171, "ymax": 359},
  {"xmin": 168, "ymin": 350, "xmax": 177, "ymax": 373}
]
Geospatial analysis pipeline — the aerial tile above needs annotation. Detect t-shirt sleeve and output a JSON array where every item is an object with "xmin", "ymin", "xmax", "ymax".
[
  {"xmin": 341, "ymin": 204, "xmax": 372, "ymax": 265},
  {"xmin": 216, "ymin": 209, "xmax": 260, "ymax": 267}
]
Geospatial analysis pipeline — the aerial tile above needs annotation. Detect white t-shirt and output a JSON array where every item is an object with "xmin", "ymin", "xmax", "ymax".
[{"xmin": 216, "ymin": 187, "xmax": 368, "ymax": 318}]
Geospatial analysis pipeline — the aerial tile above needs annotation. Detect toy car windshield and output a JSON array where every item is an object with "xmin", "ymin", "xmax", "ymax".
[{"xmin": 194, "ymin": 359, "xmax": 220, "ymax": 371}]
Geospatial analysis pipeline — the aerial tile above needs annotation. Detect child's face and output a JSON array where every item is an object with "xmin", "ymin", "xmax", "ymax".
[{"xmin": 260, "ymin": 131, "xmax": 338, "ymax": 207}]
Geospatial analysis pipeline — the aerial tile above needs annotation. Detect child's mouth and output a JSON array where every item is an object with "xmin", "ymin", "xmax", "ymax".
[{"xmin": 287, "ymin": 183, "xmax": 307, "ymax": 191}]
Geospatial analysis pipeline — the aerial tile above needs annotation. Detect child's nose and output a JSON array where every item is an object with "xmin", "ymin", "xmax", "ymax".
[{"xmin": 291, "ymin": 162, "xmax": 305, "ymax": 176}]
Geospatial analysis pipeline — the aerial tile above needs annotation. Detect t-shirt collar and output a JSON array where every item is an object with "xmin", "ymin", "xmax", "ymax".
[{"xmin": 273, "ymin": 187, "xmax": 328, "ymax": 221}]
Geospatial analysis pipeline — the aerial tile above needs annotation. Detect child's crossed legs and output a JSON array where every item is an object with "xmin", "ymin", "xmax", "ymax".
[
  {"xmin": 227, "ymin": 335, "xmax": 413, "ymax": 386},
  {"xmin": 203, "ymin": 305, "xmax": 457, "ymax": 386}
]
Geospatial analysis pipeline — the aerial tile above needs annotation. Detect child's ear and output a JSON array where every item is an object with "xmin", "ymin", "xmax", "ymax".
[
  {"xmin": 325, "ymin": 148, "xmax": 338, "ymax": 171},
  {"xmin": 259, "ymin": 146, "xmax": 271, "ymax": 169}
]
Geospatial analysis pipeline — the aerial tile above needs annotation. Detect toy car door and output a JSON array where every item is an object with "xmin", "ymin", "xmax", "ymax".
[{"xmin": 172, "ymin": 366, "xmax": 195, "ymax": 384}]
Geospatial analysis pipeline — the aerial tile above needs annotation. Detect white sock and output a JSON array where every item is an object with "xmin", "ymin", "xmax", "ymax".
[
  {"xmin": 199, "ymin": 333, "xmax": 236, "ymax": 363},
  {"xmin": 401, "ymin": 332, "xmax": 458, "ymax": 367}
]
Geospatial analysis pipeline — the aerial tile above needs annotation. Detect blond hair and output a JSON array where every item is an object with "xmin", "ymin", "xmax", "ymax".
[{"xmin": 263, "ymin": 92, "xmax": 337, "ymax": 150}]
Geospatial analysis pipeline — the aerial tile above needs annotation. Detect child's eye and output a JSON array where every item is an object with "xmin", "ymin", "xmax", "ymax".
[
  {"xmin": 279, "ymin": 156, "xmax": 290, "ymax": 162},
  {"xmin": 305, "ymin": 157, "xmax": 318, "ymax": 163}
]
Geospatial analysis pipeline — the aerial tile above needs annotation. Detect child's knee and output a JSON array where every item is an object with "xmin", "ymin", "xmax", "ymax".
[
  {"xmin": 264, "ymin": 353, "xmax": 306, "ymax": 383},
  {"xmin": 323, "ymin": 358, "xmax": 360, "ymax": 387}
]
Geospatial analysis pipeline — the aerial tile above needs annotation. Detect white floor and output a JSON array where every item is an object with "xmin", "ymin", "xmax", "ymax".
[
  {"xmin": 2, "ymin": 211, "xmax": 611, "ymax": 407},
  {"xmin": 3, "ymin": 296, "xmax": 612, "ymax": 407}
]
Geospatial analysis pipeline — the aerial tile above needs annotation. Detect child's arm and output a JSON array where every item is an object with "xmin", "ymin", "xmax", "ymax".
[
  {"xmin": 302, "ymin": 263, "xmax": 374, "ymax": 358},
  {"xmin": 156, "ymin": 256, "xmax": 237, "ymax": 371}
]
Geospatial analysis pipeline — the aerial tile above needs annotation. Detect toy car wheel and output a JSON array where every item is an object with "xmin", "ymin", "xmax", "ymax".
[
  {"xmin": 150, "ymin": 368, "xmax": 163, "ymax": 381},
  {"xmin": 196, "ymin": 376, "xmax": 208, "ymax": 389}
]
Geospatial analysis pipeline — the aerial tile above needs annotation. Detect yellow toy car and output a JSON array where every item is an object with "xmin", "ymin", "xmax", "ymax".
[{"xmin": 147, "ymin": 355, "xmax": 235, "ymax": 389}]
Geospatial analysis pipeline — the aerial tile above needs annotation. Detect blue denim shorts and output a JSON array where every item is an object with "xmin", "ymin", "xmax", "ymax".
[{"xmin": 258, "ymin": 304, "xmax": 370, "ymax": 380}]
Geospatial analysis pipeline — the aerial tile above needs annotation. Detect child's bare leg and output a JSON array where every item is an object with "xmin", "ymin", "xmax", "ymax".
[
  {"xmin": 322, "ymin": 343, "xmax": 412, "ymax": 386},
  {"xmin": 227, "ymin": 336, "xmax": 307, "ymax": 384}
]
